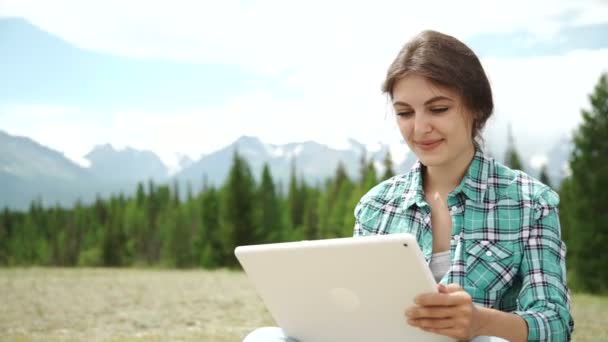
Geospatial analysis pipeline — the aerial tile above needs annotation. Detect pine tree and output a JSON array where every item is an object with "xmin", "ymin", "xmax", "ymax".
[
  {"xmin": 122, "ymin": 200, "xmax": 141, "ymax": 264},
  {"xmin": 199, "ymin": 186, "xmax": 221, "ymax": 268},
  {"xmin": 563, "ymin": 73, "xmax": 608, "ymax": 293},
  {"xmin": 77, "ymin": 203, "xmax": 103, "ymax": 267},
  {"xmin": 331, "ymin": 164, "xmax": 356, "ymax": 238},
  {"xmin": 318, "ymin": 162, "xmax": 352, "ymax": 238},
  {"xmin": 68, "ymin": 201, "xmax": 86, "ymax": 266},
  {"xmin": 331, "ymin": 162, "xmax": 349, "ymax": 204},
  {"xmin": 504, "ymin": 124, "xmax": 524, "ymax": 171},
  {"xmin": 186, "ymin": 182, "xmax": 194, "ymax": 203},
  {"xmin": 219, "ymin": 151, "xmax": 257, "ymax": 266},
  {"xmin": 287, "ymin": 159, "xmax": 304, "ymax": 230},
  {"xmin": 332, "ymin": 179, "xmax": 355, "ymax": 237},
  {"xmin": 145, "ymin": 182, "xmax": 165, "ymax": 264},
  {"xmin": 361, "ymin": 159, "xmax": 378, "ymax": 193},
  {"xmin": 558, "ymin": 177, "xmax": 574, "ymax": 269},
  {"xmin": 382, "ymin": 150, "xmax": 395, "ymax": 180},
  {"xmin": 168, "ymin": 206, "xmax": 192, "ymax": 268},
  {"xmin": 136, "ymin": 182, "xmax": 146, "ymax": 208},
  {"xmin": 539, "ymin": 164, "xmax": 552, "ymax": 189},
  {"xmin": 102, "ymin": 197, "xmax": 127, "ymax": 266},
  {"xmin": 358, "ymin": 149, "xmax": 368, "ymax": 183},
  {"xmin": 302, "ymin": 186, "xmax": 320, "ymax": 240},
  {"xmin": 171, "ymin": 179, "xmax": 180, "ymax": 207},
  {"xmin": 0, "ymin": 208, "xmax": 11, "ymax": 264},
  {"xmin": 257, "ymin": 164, "xmax": 282, "ymax": 243}
]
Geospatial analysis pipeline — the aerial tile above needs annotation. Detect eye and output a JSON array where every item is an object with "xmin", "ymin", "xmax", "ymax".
[
  {"xmin": 430, "ymin": 107, "xmax": 448, "ymax": 114},
  {"xmin": 396, "ymin": 110, "xmax": 414, "ymax": 117}
]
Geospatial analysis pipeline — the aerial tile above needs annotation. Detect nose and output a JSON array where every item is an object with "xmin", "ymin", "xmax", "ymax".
[{"xmin": 413, "ymin": 112, "xmax": 432, "ymax": 135}]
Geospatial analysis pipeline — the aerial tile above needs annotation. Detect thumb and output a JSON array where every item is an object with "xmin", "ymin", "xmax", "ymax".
[
  {"xmin": 439, "ymin": 283, "xmax": 464, "ymax": 293},
  {"xmin": 437, "ymin": 283, "xmax": 449, "ymax": 294}
]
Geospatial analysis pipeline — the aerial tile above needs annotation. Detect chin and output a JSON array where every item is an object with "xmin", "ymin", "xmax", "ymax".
[{"xmin": 415, "ymin": 154, "xmax": 447, "ymax": 167}]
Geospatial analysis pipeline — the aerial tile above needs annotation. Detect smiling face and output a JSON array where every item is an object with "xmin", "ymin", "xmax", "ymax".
[{"xmin": 392, "ymin": 73, "xmax": 475, "ymax": 169}]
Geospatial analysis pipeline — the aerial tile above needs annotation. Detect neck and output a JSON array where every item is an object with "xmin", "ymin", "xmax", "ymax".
[{"xmin": 424, "ymin": 145, "xmax": 475, "ymax": 195}]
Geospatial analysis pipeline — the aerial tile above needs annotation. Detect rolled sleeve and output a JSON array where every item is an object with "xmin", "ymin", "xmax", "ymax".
[{"xmin": 514, "ymin": 190, "xmax": 574, "ymax": 341}]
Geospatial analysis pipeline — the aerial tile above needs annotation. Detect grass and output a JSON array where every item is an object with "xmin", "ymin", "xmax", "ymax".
[
  {"xmin": 0, "ymin": 268, "xmax": 274, "ymax": 342},
  {"xmin": 0, "ymin": 268, "xmax": 606, "ymax": 341},
  {"xmin": 568, "ymin": 293, "xmax": 608, "ymax": 342}
]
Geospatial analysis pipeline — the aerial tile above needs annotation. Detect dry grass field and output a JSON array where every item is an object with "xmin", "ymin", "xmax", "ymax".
[{"xmin": 0, "ymin": 268, "xmax": 606, "ymax": 341}]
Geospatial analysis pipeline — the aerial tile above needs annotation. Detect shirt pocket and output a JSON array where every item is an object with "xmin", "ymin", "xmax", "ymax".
[{"xmin": 464, "ymin": 240, "xmax": 517, "ymax": 293}]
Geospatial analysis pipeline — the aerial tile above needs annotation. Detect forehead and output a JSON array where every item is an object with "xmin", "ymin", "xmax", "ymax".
[{"xmin": 392, "ymin": 74, "xmax": 459, "ymax": 105}]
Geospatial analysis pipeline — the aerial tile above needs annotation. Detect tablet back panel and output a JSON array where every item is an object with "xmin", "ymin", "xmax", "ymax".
[{"xmin": 235, "ymin": 233, "xmax": 455, "ymax": 342}]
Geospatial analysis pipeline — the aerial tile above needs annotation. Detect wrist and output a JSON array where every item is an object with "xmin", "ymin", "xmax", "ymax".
[
  {"xmin": 471, "ymin": 307, "xmax": 529, "ymax": 342},
  {"xmin": 473, "ymin": 306, "xmax": 492, "ymax": 337}
]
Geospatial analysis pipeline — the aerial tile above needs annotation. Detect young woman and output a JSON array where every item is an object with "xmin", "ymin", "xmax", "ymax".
[{"xmin": 244, "ymin": 30, "xmax": 573, "ymax": 342}]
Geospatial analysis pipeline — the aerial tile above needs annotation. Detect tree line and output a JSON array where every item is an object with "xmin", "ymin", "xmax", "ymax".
[
  {"xmin": 502, "ymin": 74, "xmax": 607, "ymax": 294},
  {"xmin": 0, "ymin": 148, "xmax": 394, "ymax": 269},
  {"xmin": 1, "ymin": 74, "xmax": 606, "ymax": 294}
]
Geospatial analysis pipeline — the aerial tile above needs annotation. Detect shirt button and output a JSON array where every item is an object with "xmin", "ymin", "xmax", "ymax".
[
  {"xmin": 486, "ymin": 251, "xmax": 493, "ymax": 257},
  {"xmin": 450, "ymin": 206, "xmax": 458, "ymax": 213}
]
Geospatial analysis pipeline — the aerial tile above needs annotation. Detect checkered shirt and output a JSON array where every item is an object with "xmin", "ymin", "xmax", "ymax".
[{"xmin": 353, "ymin": 150, "xmax": 574, "ymax": 341}]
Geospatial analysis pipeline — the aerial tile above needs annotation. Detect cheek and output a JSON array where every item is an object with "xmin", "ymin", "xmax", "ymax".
[
  {"xmin": 437, "ymin": 114, "xmax": 465, "ymax": 137},
  {"xmin": 444, "ymin": 119, "xmax": 474, "ymax": 147},
  {"xmin": 396, "ymin": 117, "xmax": 413, "ymax": 137},
  {"xmin": 456, "ymin": 118, "xmax": 474, "ymax": 140}
]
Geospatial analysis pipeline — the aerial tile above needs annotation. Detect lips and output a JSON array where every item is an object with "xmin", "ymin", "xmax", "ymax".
[{"xmin": 415, "ymin": 139, "xmax": 443, "ymax": 151}]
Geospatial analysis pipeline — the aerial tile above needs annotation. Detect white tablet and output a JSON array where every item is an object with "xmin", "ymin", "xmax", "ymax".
[{"xmin": 235, "ymin": 233, "xmax": 455, "ymax": 342}]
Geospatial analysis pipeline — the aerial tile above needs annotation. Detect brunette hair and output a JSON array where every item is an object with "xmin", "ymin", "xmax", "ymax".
[{"xmin": 382, "ymin": 30, "xmax": 493, "ymax": 140}]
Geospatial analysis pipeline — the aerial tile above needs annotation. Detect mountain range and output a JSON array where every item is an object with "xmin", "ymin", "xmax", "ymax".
[
  {"xmin": 0, "ymin": 130, "xmax": 419, "ymax": 210},
  {"xmin": 0, "ymin": 129, "xmax": 571, "ymax": 211}
]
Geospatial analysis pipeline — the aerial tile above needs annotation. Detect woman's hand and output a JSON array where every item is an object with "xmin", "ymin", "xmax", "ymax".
[{"xmin": 405, "ymin": 283, "xmax": 482, "ymax": 341}]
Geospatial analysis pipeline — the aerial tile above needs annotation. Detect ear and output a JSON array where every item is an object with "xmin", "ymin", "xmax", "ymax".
[{"xmin": 469, "ymin": 110, "xmax": 484, "ymax": 139}]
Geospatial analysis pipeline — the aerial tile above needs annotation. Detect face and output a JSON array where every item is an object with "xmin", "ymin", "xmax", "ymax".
[{"xmin": 392, "ymin": 74, "xmax": 475, "ymax": 169}]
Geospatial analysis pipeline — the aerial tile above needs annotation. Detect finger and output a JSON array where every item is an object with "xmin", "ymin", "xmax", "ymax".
[
  {"xmin": 408, "ymin": 317, "xmax": 456, "ymax": 330},
  {"xmin": 406, "ymin": 306, "xmax": 455, "ymax": 319},
  {"xmin": 415, "ymin": 293, "xmax": 460, "ymax": 306},
  {"xmin": 444, "ymin": 283, "xmax": 463, "ymax": 293},
  {"xmin": 416, "ymin": 289, "xmax": 473, "ymax": 307}
]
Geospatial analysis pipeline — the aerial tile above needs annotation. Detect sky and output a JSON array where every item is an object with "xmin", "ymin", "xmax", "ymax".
[{"xmin": 1, "ymin": 0, "xmax": 607, "ymax": 172}]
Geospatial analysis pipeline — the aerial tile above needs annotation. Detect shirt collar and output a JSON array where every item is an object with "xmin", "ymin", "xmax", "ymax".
[
  {"xmin": 401, "ymin": 149, "xmax": 490, "ymax": 209},
  {"xmin": 451, "ymin": 149, "xmax": 490, "ymax": 203},
  {"xmin": 401, "ymin": 161, "xmax": 426, "ymax": 210}
]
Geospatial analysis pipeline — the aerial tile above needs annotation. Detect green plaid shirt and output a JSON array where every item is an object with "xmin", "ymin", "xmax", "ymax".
[{"xmin": 354, "ymin": 150, "xmax": 574, "ymax": 341}]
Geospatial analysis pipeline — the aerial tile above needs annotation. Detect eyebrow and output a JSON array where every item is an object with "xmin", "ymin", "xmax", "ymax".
[{"xmin": 393, "ymin": 96, "xmax": 454, "ymax": 107}]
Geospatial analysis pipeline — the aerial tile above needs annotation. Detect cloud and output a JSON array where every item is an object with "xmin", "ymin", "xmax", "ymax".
[
  {"xmin": 3, "ymin": 46, "xmax": 606, "ymax": 170},
  {"xmin": 0, "ymin": 0, "xmax": 607, "ymax": 168},
  {"xmin": 1, "ymin": 0, "xmax": 605, "ymax": 71},
  {"xmin": 482, "ymin": 48, "xmax": 608, "ymax": 154}
]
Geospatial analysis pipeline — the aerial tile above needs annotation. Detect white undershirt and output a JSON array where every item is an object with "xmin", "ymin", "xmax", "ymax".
[{"xmin": 429, "ymin": 250, "xmax": 451, "ymax": 283}]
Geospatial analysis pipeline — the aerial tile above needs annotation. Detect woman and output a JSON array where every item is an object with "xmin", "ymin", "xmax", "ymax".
[{"xmin": 244, "ymin": 30, "xmax": 573, "ymax": 342}]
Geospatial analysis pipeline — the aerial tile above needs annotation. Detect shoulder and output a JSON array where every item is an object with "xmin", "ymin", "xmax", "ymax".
[
  {"xmin": 355, "ymin": 166, "xmax": 419, "ymax": 215},
  {"xmin": 360, "ymin": 174, "xmax": 412, "ymax": 204},
  {"xmin": 490, "ymin": 160, "xmax": 559, "ymax": 210}
]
